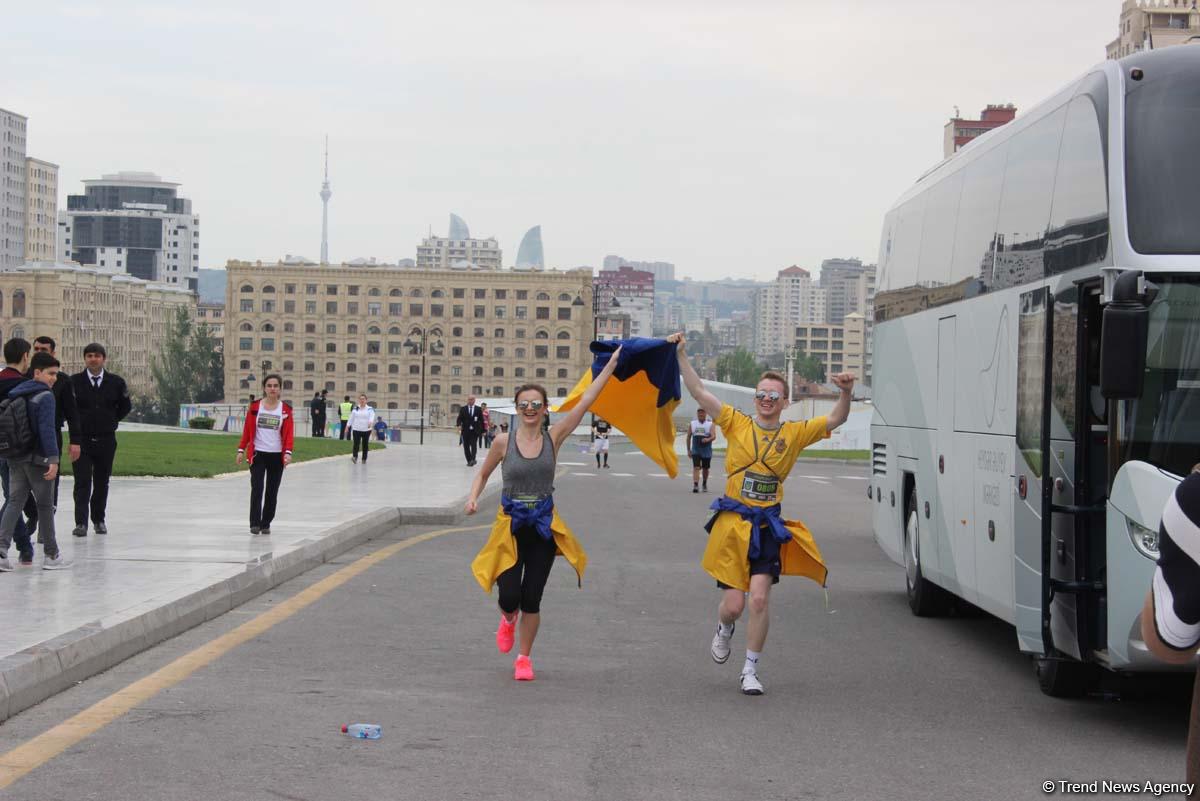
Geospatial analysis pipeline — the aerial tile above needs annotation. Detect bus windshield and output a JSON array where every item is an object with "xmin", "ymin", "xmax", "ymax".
[
  {"xmin": 1120, "ymin": 278, "xmax": 1200, "ymax": 478},
  {"xmin": 1125, "ymin": 52, "xmax": 1200, "ymax": 254}
]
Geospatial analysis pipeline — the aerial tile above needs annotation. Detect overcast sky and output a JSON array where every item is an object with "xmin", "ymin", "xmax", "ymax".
[{"xmin": 5, "ymin": 1, "xmax": 1118, "ymax": 282}]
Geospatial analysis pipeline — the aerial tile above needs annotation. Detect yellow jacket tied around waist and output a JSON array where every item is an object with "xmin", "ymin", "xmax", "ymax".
[{"xmin": 471, "ymin": 503, "xmax": 587, "ymax": 591}]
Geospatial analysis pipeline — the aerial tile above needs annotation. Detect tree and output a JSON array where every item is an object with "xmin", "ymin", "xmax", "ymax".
[
  {"xmin": 146, "ymin": 307, "xmax": 226, "ymax": 424},
  {"xmin": 715, "ymin": 348, "xmax": 765, "ymax": 387},
  {"xmin": 794, "ymin": 349, "xmax": 826, "ymax": 383}
]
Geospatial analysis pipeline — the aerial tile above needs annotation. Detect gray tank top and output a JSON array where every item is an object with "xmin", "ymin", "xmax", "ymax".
[{"xmin": 502, "ymin": 429, "xmax": 556, "ymax": 500}]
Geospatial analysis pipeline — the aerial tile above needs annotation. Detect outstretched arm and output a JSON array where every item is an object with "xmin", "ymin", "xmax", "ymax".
[
  {"xmin": 827, "ymin": 373, "xmax": 856, "ymax": 431},
  {"xmin": 464, "ymin": 433, "xmax": 507, "ymax": 515},
  {"xmin": 550, "ymin": 345, "xmax": 623, "ymax": 451},
  {"xmin": 667, "ymin": 332, "xmax": 722, "ymax": 419}
]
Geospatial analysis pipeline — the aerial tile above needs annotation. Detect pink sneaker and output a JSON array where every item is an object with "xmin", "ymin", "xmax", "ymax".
[
  {"xmin": 513, "ymin": 655, "xmax": 535, "ymax": 681},
  {"xmin": 495, "ymin": 615, "xmax": 516, "ymax": 654}
]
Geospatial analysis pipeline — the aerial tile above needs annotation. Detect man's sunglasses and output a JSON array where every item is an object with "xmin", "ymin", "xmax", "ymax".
[
  {"xmin": 754, "ymin": 390, "xmax": 782, "ymax": 402},
  {"xmin": 517, "ymin": 400, "xmax": 545, "ymax": 410}
]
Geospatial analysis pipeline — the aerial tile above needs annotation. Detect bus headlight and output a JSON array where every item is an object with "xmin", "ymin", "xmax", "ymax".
[{"xmin": 1127, "ymin": 518, "xmax": 1160, "ymax": 560}]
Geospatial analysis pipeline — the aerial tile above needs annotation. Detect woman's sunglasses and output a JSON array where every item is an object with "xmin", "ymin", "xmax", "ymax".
[{"xmin": 517, "ymin": 400, "xmax": 545, "ymax": 410}]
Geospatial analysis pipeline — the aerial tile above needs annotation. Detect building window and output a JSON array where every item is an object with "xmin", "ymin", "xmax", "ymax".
[
  {"xmin": 347, "ymin": 363, "xmax": 357, "ymax": 373},
  {"xmin": 388, "ymin": 342, "xmax": 403, "ymax": 355},
  {"xmin": 368, "ymin": 363, "xmax": 379, "ymax": 373},
  {"xmin": 389, "ymin": 303, "xmax": 402, "ymax": 316},
  {"xmin": 453, "ymin": 288, "xmax": 465, "ymax": 299},
  {"xmin": 451, "ymin": 346, "xmax": 463, "ymax": 357},
  {"xmin": 494, "ymin": 347, "xmax": 505, "ymax": 358},
  {"xmin": 305, "ymin": 342, "xmax": 316, "ymax": 353},
  {"xmin": 474, "ymin": 306, "xmax": 486, "ymax": 318},
  {"xmin": 536, "ymin": 292, "xmax": 551, "ymax": 301},
  {"xmin": 305, "ymin": 301, "xmax": 317, "ymax": 314},
  {"xmin": 326, "ymin": 285, "xmax": 338, "ymax": 295},
  {"xmin": 326, "ymin": 343, "xmax": 337, "ymax": 352},
  {"xmin": 495, "ymin": 289, "xmax": 507, "ymax": 300},
  {"xmin": 347, "ymin": 343, "xmax": 358, "ymax": 354},
  {"xmin": 474, "ymin": 288, "xmax": 487, "ymax": 299},
  {"xmin": 304, "ymin": 361, "xmax": 315, "ymax": 371},
  {"xmin": 262, "ymin": 300, "xmax": 275, "ymax": 313},
  {"xmin": 535, "ymin": 368, "xmax": 546, "ymax": 379},
  {"xmin": 556, "ymin": 346, "xmax": 570, "ymax": 359},
  {"xmin": 388, "ymin": 365, "xmax": 399, "ymax": 375},
  {"xmin": 515, "ymin": 306, "xmax": 528, "ymax": 319},
  {"xmin": 240, "ymin": 299, "xmax": 254, "ymax": 312},
  {"xmin": 241, "ymin": 284, "xmax": 254, "ymax": 293},
  {"xmin": 303, "ymin": 380, "xmax": 314, "ymax": 390},
  {"xmin": 430, "ymin": 304, "xmax": 444, "ymax": 317},
  {"xmin": 305, "ymin": 323, "xmax": 316, "ymax": 333},
  {"xmin": 557, "ymin": 307, "xmax": 572, "ymax": 321},
  {"xmin": 410, "ymin": 364, "xmax": 420, "ymax": 374},
  {"xmin": 284, "ymin": 300, "xmax": 296, "ymax": 314},
  {"xmin": 535, "ymin": 346, "xmax": 549, "ymax": 359},
  {"xmin": 283, "ymin": 341, "xmax": 295, "ymax": 352},
  {"xmin": 515, "ymin": 367, "xmax": 526, "ymax": 378},
  {"xmin": 493, "ymin": 367, "xmax": 504, "ymax": 377},
  {"xmin": 368, "ymin": 341, "xmax": 381, "ymax": 354},
  {"xmin": 240, "ymin": 337, "xmax": 252, "ymax": 350},
  {"xmin": 409, "ymin": 383, "xmax": 420, "ymax": 393},
  {"xmin": 326, "ymin": 323, "xmax": 337, "ymax": 334},
  {"xmin": 306, "ymin": 284, "xmax": 317, "ymax": 295},
  {"xmin": 410, "ymin": 304, "xmax": 423, "ymax": 316},
  {"xmin": 389, "ymin": 383, "xmax": 399, "ymax": 392},
  {"xmin": 348, "ymin": 285, "xmax": 360, "ymax": 296},
  {"xmin": 536, "ymin": 307, "xmax": 550, "ymax": 320},
  {"xmin": 473, "ymin": 346, "xmax": 484, "ymax": 357},
  {"xmin": 239, "ymin": 360, "xmax": 251, "ymax": 370},
  {"xmin": 557, "ymin": 368, "xmax": 568, "ymax": 378},
  {"xmin": 368, "ymin": 302, "xmax": 381, "ymax": 316},
  {"xmin": 347, "ymin": 302, "xmax": 359, "ymax": 315},
  {"xmin": 326, "ymin": 301, "xmax": 337, "ymax": 314},
  {"xmin": 285, "ymin": 284, "xmax": 296, "ymax": 294}
]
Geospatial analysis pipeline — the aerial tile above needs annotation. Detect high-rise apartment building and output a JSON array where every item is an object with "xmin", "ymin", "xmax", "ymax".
[
  {"xmin": 819, "ymin": 257, "xmax": 876, "ymax": 325},
  {"xmin": 61, "ymin": 172, "xmax": 200, "ymax": 290},
  {"xmin": 752, "ymin": 266, "xmax": 825, "ymax": 356},
  {"xmin": 416, "ymin": 214, "xmax": 503, "ymax": 271},
  {"xmin": 1, "ymin": 109, "xmax": 28, "ymax": 269},
  {"xmin": 595, "ymin": 265, "xmax": 654, "ymax": 338},
  {"xmin": 603, "ymin": 255, "xmax": 675, "ymax": 282},
  {"xmin": 794, "ymin": 312, "xmax": 871, "ymax": 386},
  {"xmin": 24, "ymin": 158, "xmax": 57, "ymax": 262},
  {"xmin": 0, "ymin": 262, "xmax": 195, "ymax": 395},
  {"xmin": 224, "ymin": 260, "xmax": 592, "ymax": 417},
  {"xmin": 1108, "ymin": 0, "xmax": 1200, "ymax": 59},
  {"xmin": 944, "ymin": 105, "xmax": 1017, "ymax": 158}
]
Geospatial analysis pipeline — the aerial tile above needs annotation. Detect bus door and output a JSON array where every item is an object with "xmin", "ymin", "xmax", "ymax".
[
  {"xmin": 936, "ymin": 316, "xmax": 974, "ymax": 595},
  {"xmin": 1013, "ymin": 284, "xmax": 1107, "ymax": 661},
  {"xmin": 1014, "ymin": 287, "xmax": 1050, "ymax": 653}
]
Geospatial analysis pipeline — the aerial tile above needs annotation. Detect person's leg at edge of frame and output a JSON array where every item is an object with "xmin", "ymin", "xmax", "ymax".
[
  {"xmin": 0, "ymin": 459, "xmax": 31, "ymax": 560},
  {"xmin": 72, "ymin": 443, "xmax": 95, "ymax": 535},
  {"xmin": 0, "ymin": 467, "xmax": 28, "ymax": 568},
  {"xmin": 259, "ymin": 453, "xmax": 284, "ymax": 532},
  {"xmin": 248, "ymin": 456, "xmax": 267, "ymax": 532}
]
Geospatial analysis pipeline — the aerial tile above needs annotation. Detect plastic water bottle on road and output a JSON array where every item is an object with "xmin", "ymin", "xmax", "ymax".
[{"xmin": 341, "ymin": 723, "xmax": 382, "ymax": 739}]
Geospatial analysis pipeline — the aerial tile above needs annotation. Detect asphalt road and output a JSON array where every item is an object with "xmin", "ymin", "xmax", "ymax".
[{"xmin": 0, "ymin": 453, "xmax": 1190, "ymax": 801}]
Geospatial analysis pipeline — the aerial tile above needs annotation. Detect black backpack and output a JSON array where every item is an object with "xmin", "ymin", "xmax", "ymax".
[{"xmin": 0, "ymin": 390, "xmax": 42, "ymax": 459}]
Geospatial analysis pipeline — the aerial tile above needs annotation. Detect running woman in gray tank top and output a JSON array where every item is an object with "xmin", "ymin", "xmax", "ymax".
[{"xmin": 466, "ymin": 347, "xmax": 623, "ymax": 682}]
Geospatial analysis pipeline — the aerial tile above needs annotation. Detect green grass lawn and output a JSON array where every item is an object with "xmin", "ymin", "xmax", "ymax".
[{"xmin": 57, "ymin": 431, "xmax": 381, "ymax": 478}]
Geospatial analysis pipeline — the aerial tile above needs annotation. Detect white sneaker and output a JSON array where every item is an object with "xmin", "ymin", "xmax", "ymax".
[
  {"xmin": 43, "ymin": 554, "xmax": 71, "ymax": 570},
  {"xmin": 740, "ymin": 670, "xmax": 764, "ymax": 696},
  {"xmin": 710, "ymin": 623, "xmax": 733, "ymax": 664},
  {"xmin": 0, "ymin": 555, "xmax": 12, "ymax": 572}
]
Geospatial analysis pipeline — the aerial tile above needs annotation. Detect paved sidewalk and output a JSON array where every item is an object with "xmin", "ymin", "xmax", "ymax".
[{"xmin": 0, "ymin": 440, "xmax": 495, "ymax": 721}]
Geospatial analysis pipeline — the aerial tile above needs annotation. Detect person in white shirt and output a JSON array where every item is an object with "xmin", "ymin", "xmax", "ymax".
[
  {"xmin": 688, "ymin": 408, "xmax": 717, "ymax": 493},
  {"xmin": 348, "ymin": 394, "xmax": 377, "ymax": 464}
]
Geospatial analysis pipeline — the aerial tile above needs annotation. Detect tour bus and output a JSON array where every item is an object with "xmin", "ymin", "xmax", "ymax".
[{"xmin": 869, "ymin": 46, "xmax": 1200, "ymax": 696}]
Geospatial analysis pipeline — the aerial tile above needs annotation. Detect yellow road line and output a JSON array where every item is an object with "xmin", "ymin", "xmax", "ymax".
[{"xmin": 0, "ymin": 523, "xmax": 489, "ymax": 790}]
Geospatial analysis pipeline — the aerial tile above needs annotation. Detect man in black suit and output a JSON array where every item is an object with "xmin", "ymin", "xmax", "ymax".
[
  {"xmin": 456, "ymin": 395, "xmax": 484, "ymax": 466},
  {"xmin": 309, "ymin": 392, "xmax": 325, "ymax": 437},
  {"xmin": 71, "ymin": 343, "xmax": 131, "ymax": 537}
]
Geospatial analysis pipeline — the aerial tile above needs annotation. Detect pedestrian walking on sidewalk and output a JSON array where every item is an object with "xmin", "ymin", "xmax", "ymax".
[
  {"xmin": 70, "ymin": 343, "xmax": 131, "ymax": 538},
  {"xmin": 466, "ymin": 346, "xmax": 622, "ymax": 682},
  {"xmin": 670, "ymin": 331, "xmax": 854, "ymax": 696},
  {"xmin": 338, "ymin": 396, "xmax": 353, "ymax": 440},
  {"xmin": 236, "ymin": 375, "xmax": 294, "ymax": 535},
  {"xmin": 0, "ymin": 338, "xmax": 36, "ymax": 564},
  {"xmin": 591, "ymin": 418, "xmax": 611, "ymax": 469},
  {"xmin": 0, "ymin": 351, "xmax": 69, "ymax": 570},
  {"xmin": 348, "ymin": 394, "xmax": 376, "ymax": 463},
  {"xmin": 457, "ymin": 394, "xmax": 484, "ymax": 466},
  {"xmin": 479, "ymin": 403, "xmax": 491, "ymax": 450},
  {"xmin": 30, "ymin": 336, "xmax": 81, "ymax": 512}
]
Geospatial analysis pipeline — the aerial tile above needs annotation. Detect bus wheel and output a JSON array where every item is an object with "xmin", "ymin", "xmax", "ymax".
[
  {"xmin": 905, "ymin": 487, "xmax": 949, "ymax": 617},
  {"xmin": 1035, "ymin": 656, "xmax": 1093, "ymax": 698}
]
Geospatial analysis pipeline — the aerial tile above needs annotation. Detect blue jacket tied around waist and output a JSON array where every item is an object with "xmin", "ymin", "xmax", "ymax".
[
  {"xmin": 706, "ymin": 496, "xmax": 791, "ymax": 560},
  {"xmin": 502, "ymin": 494, "xmax": 555, "ymax": 541}
]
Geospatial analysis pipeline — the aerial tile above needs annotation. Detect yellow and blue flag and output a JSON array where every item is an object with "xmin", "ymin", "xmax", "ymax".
[{"xmin": 555, "ymin": 337, "xmax": 681, "ymax": 478}]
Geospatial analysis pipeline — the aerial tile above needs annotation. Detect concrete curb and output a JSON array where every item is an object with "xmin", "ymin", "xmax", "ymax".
[{"xmin": 0, "ymin": 495, "xmax": 479, "ymax": 724}]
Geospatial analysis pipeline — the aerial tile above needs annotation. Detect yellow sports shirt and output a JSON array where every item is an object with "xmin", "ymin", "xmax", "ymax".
[{"xmin": 717, "ymin": 404, "xmax": 830, "ymax": 507}]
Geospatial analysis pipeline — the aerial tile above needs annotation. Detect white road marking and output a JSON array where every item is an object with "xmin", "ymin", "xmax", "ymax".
[
  {"xmin": 610, "ymin": 473, "xmax": 635, "ymax": 477},
  {"xmin": 810, "ymin": 478, "xmax": 831, "ymax": 485},
  {"xmin": 570, "ymin": 472, "xmax": 596, "ymax": 477},
  {"xmin": 628, "ymin": 451, "xmax": 643, "ymax": 456},
  {"xmin": 839, "ymin": 476, "xmax": 869, "ymax": 481},
  {"xmin": 559, "ymin": 462, "xmax": 587, "ymax": 466},
  {"xmin": 649, "ymin": 473, "xmax": 670, "ymax": 478}
]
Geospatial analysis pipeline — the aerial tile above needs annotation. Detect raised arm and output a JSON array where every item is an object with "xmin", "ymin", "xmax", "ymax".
[
  {"xmin": 826, "ymin": 372, "xmax": 856, "ymax": 432},
  {"xmin": 667, "ymin": 332, "xmax": 722, "ymax": 419},
  {"xmin": 550, "ymin": 345, "xmax": 623, "ymax": 451}
]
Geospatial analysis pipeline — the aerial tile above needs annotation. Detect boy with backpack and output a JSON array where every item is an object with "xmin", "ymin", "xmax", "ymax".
[
  {"xmin": 0, "ymin": 351, "xmax": 67, "ymax": 570},
  {"xmin": 0, "ymin": 338, "xmax": 35, "ymax": 564}
]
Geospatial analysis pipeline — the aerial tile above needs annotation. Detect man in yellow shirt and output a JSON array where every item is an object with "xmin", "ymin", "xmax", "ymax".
[{"xmin": 669, "ymin": 332, "xmax": 855, "ymax": 695}]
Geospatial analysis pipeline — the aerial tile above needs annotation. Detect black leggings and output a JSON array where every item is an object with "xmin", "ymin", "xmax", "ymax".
[
  {"xmin": 249, "ymin": 451, "xmax": 285, "ymax": 528},
  {"xmin": 496, "ymin": 526, "xmax": 557, "ymax": 614},
  {"xmin": 352, "ymin": 430, "xmax": 371, "ymax": 460}
]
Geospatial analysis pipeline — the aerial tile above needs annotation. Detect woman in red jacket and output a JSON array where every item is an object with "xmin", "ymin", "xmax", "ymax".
[{"xmin": 236, "ymin": 374, "xmax": 294, "ymax": 535}]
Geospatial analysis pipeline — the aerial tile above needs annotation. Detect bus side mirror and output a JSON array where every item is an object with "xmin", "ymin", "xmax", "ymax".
[{"xmin": 1100, "ymin": 271, "xmax": 1157, "ymax": 400}]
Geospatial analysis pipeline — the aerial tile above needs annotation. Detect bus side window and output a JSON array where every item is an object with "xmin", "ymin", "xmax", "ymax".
[
  {"xmin": 993, "ymin": 105, "xmax": 1068, "ymax": 290},
  {"xmin": 1045, "ymin": 95, "xmax": 1110, "ymax": 277}
]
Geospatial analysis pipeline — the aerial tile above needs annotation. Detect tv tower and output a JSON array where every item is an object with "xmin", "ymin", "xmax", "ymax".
[{"xmin": 320, "ymin": 136, "xmax": 332, "ymax": 264}]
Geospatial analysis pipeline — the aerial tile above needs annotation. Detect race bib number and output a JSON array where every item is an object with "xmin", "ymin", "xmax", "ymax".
[
  {"xmin": 257, "ymin": 414, "xmax": 281, "ymax": 431},
  {"xmin": 740, "ymin": 471, "xmax": 779, "ymax": 503},
  {"xmin": 510, "ymin": 494, "xmax": 542, "ymax": 509}
]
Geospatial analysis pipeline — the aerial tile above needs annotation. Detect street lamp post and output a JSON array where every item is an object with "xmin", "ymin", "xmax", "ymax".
[
  {"xmin": 405, "ymin": 326, "xmax": 444, "ymax": 445},
  {"xmin": 573, "ymin": 289, "xmax": 621, "ymax": 441}
]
